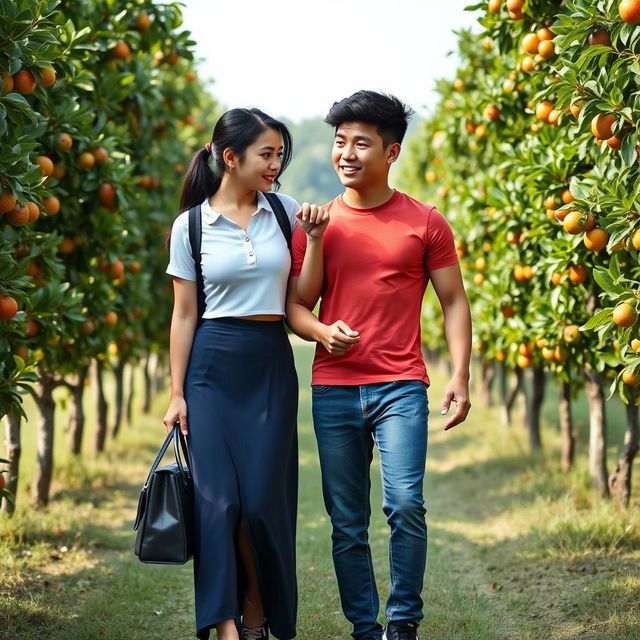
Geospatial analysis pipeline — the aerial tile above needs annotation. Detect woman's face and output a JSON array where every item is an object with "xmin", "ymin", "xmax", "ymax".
[{"xmin": 232, "ymin": 127, "xmax": 284, "ymax": 192}]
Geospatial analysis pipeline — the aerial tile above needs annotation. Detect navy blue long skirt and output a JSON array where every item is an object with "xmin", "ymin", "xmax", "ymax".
[{"xmin": 184, "ymin": 318, "xmax": 298, "ymax": 640}]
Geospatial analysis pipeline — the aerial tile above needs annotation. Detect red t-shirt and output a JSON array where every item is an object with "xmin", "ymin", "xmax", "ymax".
[{"xmin": 291, "ymin": 190, "xmax": 458, "ymax": 386}]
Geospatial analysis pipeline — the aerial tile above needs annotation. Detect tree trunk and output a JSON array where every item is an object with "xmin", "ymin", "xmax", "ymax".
[
  {"xmin": 124, "ymin": 362, "xmax": 135, "ymax": 427},
  {"xmin": 584, "ymin": 368, "xmax": 609, "ymax": 498},
  {"xmin": 93, "ymin": 359, "xmax": 109, "ymax": 453},
  {"xmin": 559, "ymin": 380, "xmax": 575, "ymax": 472},
  {"xmin": 478, "ymin": 359, "xmax": 495, "ymax": 408},
  {"xmin": 67, "ymin": 364, "xmax": 90, "ymax": 455},
  {"xmin": 154, "ymin": 354, "xmax": 166, "ymax": 394},
  {"xmin": 1, "ymin": 409, "xmax": 21, "ymax": 515},
  {"xmin": 31, "ymin": 375, "xmax": 58, "ymax": 507},
  {"xmin": 501, "ymin": 366, "xmax": 523, "ymax": 427},
  {"xmin": 526, "ymin": 366, "xmax": 545, "ymax": 452},
  {"xmin": 497, "ymin": 360, "xmax": 508, "ymax": 425},
  {"xmin": 142, "ymin": 352, "xmax": 152, "ymax": 414},
  {"xmin": 111, "ymin": 356, "xmax": 127, "ymax": 439},
  {"xmin": 608, "ymin": 401, "xmax": 639, "ymax": 506}
]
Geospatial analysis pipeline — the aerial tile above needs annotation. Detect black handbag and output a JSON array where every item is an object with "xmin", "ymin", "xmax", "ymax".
[{"xmin": 133, "ymin": 424, "xmax": 194, "ymax": 564}]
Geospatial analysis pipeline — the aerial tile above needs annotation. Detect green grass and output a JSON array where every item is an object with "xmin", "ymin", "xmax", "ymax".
[{"xmin": 0, "ymin": 345, "xmax": 638, "ymax": 640}]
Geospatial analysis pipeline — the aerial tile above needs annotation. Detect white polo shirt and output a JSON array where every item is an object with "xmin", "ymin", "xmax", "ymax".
[{"xmin": 166, "ymin": 191, "xmax": 300, "ymax": 318}]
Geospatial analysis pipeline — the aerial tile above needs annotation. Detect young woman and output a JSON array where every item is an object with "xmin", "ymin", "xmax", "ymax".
[{"xmin": 163, "ymin": 108, "xmax": 327, "ymax": 640}]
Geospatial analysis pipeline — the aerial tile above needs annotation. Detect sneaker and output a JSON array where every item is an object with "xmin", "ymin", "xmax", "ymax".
[
  {"xmin": 241, "ymin": 621, "xmax": 268, "ymax": 640},
  {"xmin": 382, "ymin": 621, "xmax": 418, "ymax": 640}
]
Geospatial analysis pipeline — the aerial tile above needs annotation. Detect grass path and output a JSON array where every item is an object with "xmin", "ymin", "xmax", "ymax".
[{"xmin": 1, "ymin": 342, "xmax": 638, "ymax": 639}]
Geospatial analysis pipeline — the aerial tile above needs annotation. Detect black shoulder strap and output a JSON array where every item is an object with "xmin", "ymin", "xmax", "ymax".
[
  {"xmin": 187, "ymin": 205, "xmax": 205, "ymax": 325},
  {"xmin": 264, "ymin": 192, "xmax": 292, "ymax": 253}
]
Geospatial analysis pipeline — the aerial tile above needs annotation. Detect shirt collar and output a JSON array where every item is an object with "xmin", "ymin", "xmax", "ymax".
[{"xmin": 201, "ymin": 191, "xmax": 275, "ymax": 225}]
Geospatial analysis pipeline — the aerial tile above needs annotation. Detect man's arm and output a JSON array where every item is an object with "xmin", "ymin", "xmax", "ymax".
[
  {"xmin": 286, "ymin": 276, "xmax": 359, "ymax": 355},
  {"xmin": 429, "ymin": 263, "xmax": 472, "ymax": 430}
]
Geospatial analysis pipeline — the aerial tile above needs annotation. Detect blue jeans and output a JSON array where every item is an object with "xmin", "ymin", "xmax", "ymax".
[{"xmin": 312, "ymin": 381, "xmax": 429, "ymax": 640}]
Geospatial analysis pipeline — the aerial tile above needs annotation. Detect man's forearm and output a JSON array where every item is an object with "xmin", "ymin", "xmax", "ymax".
[
  {"xmin": 442, "ymin": 296, "xmax": 472, "ymax": 380},
  {"xmin": 296, "ymin": 236, "xmax": 324, "ymax": 309}
]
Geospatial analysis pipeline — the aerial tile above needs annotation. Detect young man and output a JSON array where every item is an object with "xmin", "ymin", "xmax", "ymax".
[{"xmin": 287, "ymin": 90, "xmax": 472, "ymax": 640}]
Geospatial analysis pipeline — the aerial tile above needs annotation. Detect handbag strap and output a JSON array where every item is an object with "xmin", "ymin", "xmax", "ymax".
[
  {"xmin": 188, "ymin": 204, "xmax": 205, "ymax": 326},
  {"xmin": 264, "ymin": 191, "xmax": 292, "ymax": 253},
  {"xmin": 143, "ymin": 425, "xmax": 192, "ymax": 489}
]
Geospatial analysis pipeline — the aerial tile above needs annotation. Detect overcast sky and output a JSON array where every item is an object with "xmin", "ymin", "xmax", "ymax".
[{"xmin": 180, "ymin": 1, "xmax": 481, "ymax": 123}]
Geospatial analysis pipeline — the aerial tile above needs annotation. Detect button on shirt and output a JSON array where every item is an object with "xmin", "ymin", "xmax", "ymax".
[{"xmin": 166, "ymin": 192, "xmax": 299, "ymax": 318}]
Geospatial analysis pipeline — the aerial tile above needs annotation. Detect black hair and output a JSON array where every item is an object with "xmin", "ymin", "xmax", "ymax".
[
  {"xmin": 324, "ymin": 90, "xmax": 414, "ymax": 146},
  {"xmin": 178, "ymin": 108, "xmax": 292, "ymax": 212}
]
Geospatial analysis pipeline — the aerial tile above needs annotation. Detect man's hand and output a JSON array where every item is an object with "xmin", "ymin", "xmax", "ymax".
[
  {"xmin": 318, "ymin": 320, "xmax": 360, "ymax": 355},
  {"xmin": 440, "ymin": 377, "xmax": 471, "ymax": 430},
  {"xmin": 296, "ymin": 203, "xmax": 330, "ymax": 238}
]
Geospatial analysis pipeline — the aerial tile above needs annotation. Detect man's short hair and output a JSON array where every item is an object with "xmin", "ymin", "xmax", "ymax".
[{"xmin": 325, "ymin": 90, "xmax": 414, "ymax": 146}]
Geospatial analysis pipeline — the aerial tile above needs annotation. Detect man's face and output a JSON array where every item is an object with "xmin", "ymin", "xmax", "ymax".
[{"xmin": 331, "ymin": 121, "xmax": 399, "ymax": 190}]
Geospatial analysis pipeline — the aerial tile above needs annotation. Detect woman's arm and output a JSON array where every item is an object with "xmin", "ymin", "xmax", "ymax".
[{"xmin": 162, "ymin": 276, "xmax": 198, "ymax": 435}]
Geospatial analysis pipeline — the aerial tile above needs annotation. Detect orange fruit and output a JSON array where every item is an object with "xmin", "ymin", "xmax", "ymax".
[
  {"xmin": 551, "ymin": 272, "xmax": 563, "ymax": 286},
  {"xmin": 589, "ymin": 31, "xmax": 611, "ymax": 46},
  {"xmin": 38, "ymin": 67, "xmax": 56, "ymax": 87},
  {"xmin": 1, "ymin": 71, "xmax": 13, "ymax": 94},
  {"xmin": 563, "ymin": 211, "xmax": 592, "ymax": 234},
  {"xmin": 544, "ymin": 197, "xmax": 558, "ymax": 210},
  {"xmin": 475, "ymin": 123, "xmax": 487, "ymax": 138},
  {"xmin": 632, "ymin": 228, "xmax": 640, "ymax": 250},
  {"xmin": 453, "ymin": 79, "xmax": 464, "ymax": 91},
  {"xmin": 522, "ymin": 33, "xmax": 540, "ymax": 54},
  {"xmin": 0, "ymin": 296, "xmax": 19, "ymax": 320},
  {"xmin": 484, "ymin": 104, "xmax": 501, "ymax": 121},
  {"xmin": 108, "ymin": 259, "xmax": 125, "ymax": 279},
  {"xmin": 488, "ymin": 0, "xmax": 501, "ymax": 12},
  {"xmin": 583, "ymin": 228, "xmax": 608, "ymax": 252},
  {"xmin": 58, "ymin": 238, "xmax": 75, "ymax": 253},
  {"xmin": 591, "ymin": 113, "xmax": 616, "ymax": 139},
  {"xmin": 538, "ymin": 40, "xmax": 555, "ymax": 58},
  {"xmin": 105, "ymin": 311, "xmax": 118, "ymax": 326},
  {"xmin": 113, "ymin": 41, "xmax": 131, "ymax": 59},
  {"xmin": 563, "ymin": 325, "xmax": 581, "ymax": 344},
  {"xmin": 630, "ymin": 338, "xmax": 640, "ymax": 352},
  {"xmin": 622, "ymin": 368, "xmax": 640, "ymax": 386},
  {"xmin": 0, "ymin": 191, "xmax": 16, "ymax": 214},
  {"xmin": 26, "ymin": 202, "xmax": 39, "ymax": 222},
  {"xmin": 561, "ymin": 188, "xmax": 575, "ymax": 204},
  {"xmin": 78, "ymin": 152, "xmax": 96, "ymax": 170},
  {"xmin": 56, "ymin": 133, "xmax": 73, "ymax": 151},
  {"xmin": 36, "ymin": 156, "xmax": 54, "ymax": 177},
  {"xmin": 535, "ymin": 101, "xmax": 553, "ymax": 122},
  {"xmin": 135, "ymin": 12, "xmax": 151, "ymax": 31},
  {"xmin": 568, "ymin": 264, "xmax": 587, "ymax": 284},
  {"xmin": 501, "ymin": 305, "xmax": 515, "ymax": 318},
  {"xmin": 613, "ymin": 303, "xmax": 637, "ymax": 328},
  {"xmin": 542, "ymin": 346, "xmax": 556, "ymax": 361},
  {"xmin": 7, "ymin": 204, "xmax": 30, "ymax": 226},
  {"xmin": 12, "ymin": 70, "xmax": 36, "ymax": 94},
  {"xmin": 51, "ymin": 163, "xmax": 66, "ymax": 180},
  {"xmin": 554, "ymin": 345, "xmax": 570, "ymax": 362},
  {"xmin": 517, "ymin": 354, "xmax": 533, "ymax": 369},
  {"xmin": 43, "ymin": 196, "xmax": 60, "ymax": 215},
  {"xmin": 25, "ymin": 319, "xmax": 40, "ymax": 337},
  {"xmin": 619, "ymin": 0, "xmax": 640, "ymax": 23},
  {"xmin": 473, "ymin": 273, "xmax": 485, "ymax": 285},
  {"xmin": 607, "ymin": 135, "xmax": 622, "ymax": 149},
  {"xmin": 538, "ymin": 27, "xmax": 554, "ymax": 41},
  {"xmin": 570, "ymin": 103, "xmax": 583, "ymax": 117},
  {"xmin": 506, "ymin": 0, "xmax": 523, "ymax": 10},
  {"xmin": 522, "ymin": 265, "xmax": 533, "ymax": 280},
  {"xmin": 98, "ymin": 183, "xmax": 116, "ymax": 206},
  {"xmin": 521, "ymin": 57, "xmax": 535, "ymax": 72},
  {"xmin": 92, "ymin": 147, "xmax": 109, "ymax": 164}
]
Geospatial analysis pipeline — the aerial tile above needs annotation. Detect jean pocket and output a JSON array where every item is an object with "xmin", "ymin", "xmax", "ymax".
[{"xmin": 311, "ymin": 385, "xmax": 332, "ymax": 395}]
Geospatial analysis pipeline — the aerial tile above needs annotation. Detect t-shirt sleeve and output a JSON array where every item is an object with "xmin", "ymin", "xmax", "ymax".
[
  {"xmin": 290, "ymin": 225, "xmax": 307, "ymax": 277},
  {"xmin": 166, "ymin": 212, "xmax": 197, "ymax": 281},
  {"xmin": 424, "ymin": 206, "xmax": 459, "ymax": 271}
]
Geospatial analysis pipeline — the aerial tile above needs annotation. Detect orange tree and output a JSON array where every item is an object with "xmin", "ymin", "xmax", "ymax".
[
  {"xmin": 400, "ymin": 0, "xmax": 640, "ymax": 504},
  {"xmin": 0, "ymin": 0, "xmax": 217, "ymax": 510}
]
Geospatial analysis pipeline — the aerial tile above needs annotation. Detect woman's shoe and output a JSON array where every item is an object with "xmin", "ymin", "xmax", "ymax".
[{"xmin": 240, "ymin": 621, "xmax": 268, "ymax": 640}]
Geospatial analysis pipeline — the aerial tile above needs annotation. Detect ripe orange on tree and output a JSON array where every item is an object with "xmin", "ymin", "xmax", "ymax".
[
  {"xmin": 488, "ymin": 0, "xmax": 501, "ymax": 13},
  {"xmin": 104, "ymin": 311, "xmax": 118, "ymax": 326},
  {"xmin": 538, "ymin": 40, "xmax": 555, "ymax": 59},
  {"xmin": 613, "ymin": 302, "xmax": 637, "ymax": 328},
  {"xmin": 26, "ymin": 202, "xmax": 39, "ymax": 222},
  {"xmin": 591, "ymin": 114, "xmax": 616, "ymax": 139},
  {"xmin": 568, "ymin": 264, "xmax": 587, "ymax": 284},
  {"xmin": 36, "ymin": 155, "xmax": 54, "ymax": 177},
  {"xmin": 563, "ymin": 211, "xmax": 594, "ymax": 234},
  {"xmin": 92, "ymin": 147, "xmax": 109, "ymax": 164},
  {"xmin": 619, "ymin": 0, "xmax": 640, "ymax": 23},
  {"xmin": 113, "ymin": 41, "xmax": 131, "ymax": 59},
  {"xmin": 38, "ymin": 66, "xmax": 56, "ymax": 87},
  {"xmin": 0, "ymin": 296, "xmax": 19, "ymax": 320},
  {"xmin": 622, "ymin": 368, "xmax": 640, "ymax": 386},
  {"xmin": 25, "ymin": 319, "xmax": 40, "ymax": 337},
  {"xmin": 7, "ymin": 204, "xmax": 30, "ymax": 226},
  {"xmin": 633, "ymin": 228, "xmax": 640, "ymax": 250},
  {"xmin": 536, "ymin": 101, "xmax": 553, "ymax": 122},
  {"xmin": 537, "ymin": 27, "xmax": 554, "ymax": 41},
  {"xmin": 12, "ymin": 70, "xmax": 36, "ymax": 94},
  {"xmin": 522, "ymin": 33, "xmax": 540, "ymax": 54},
  {"xmin": 589, "ymin": 31, "xmax": 611, "ymax": 46},
  {"xmin": 583, "ymin": 228, "xmax": 608, "ymax": 252},
  {"xmin": 135, "ymin": 12, "xmax": 151, "ymax": 31},
  {"xmin": 0, "ymin": 191, "xmax": 16, "ymax": 213},
  {"xmin": 77, "ymin": 152, "xmax": 95, "ymax": 170},
  {"xmin": 43, "ymin": 196, "xmax": 60, "ymax": 215},
  {"xmin": 608, "ymin": 135, "xmax": 622, "ymax": 149},
  {"xmin": 56, "ymin": 133, "xmax": 73, "ymax": 151},
  {"xmin": 98, "ymin": 183, "xmax": 116, "ymax": 207},
  {"xmin": 563, "ymin": 325, "xmax": 581, "ymax": 344},
  {"xmin": 1, "ymin": 71, "xmax": 13, "ymax": 94}
]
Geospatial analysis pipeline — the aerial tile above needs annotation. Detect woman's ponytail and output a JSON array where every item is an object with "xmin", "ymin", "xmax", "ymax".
[{"xmin": 178, "ymin": 146, "xmax": 220, "ymax": 212}]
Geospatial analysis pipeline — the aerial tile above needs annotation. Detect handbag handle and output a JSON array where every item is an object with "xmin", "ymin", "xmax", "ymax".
[
  {"xmin": 172, "ymin": 423, "xmax": 193, "ymax": 487},
  {"xmin": 142, "ymin": 424, "xmax": 191, "ymax": 489}
]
